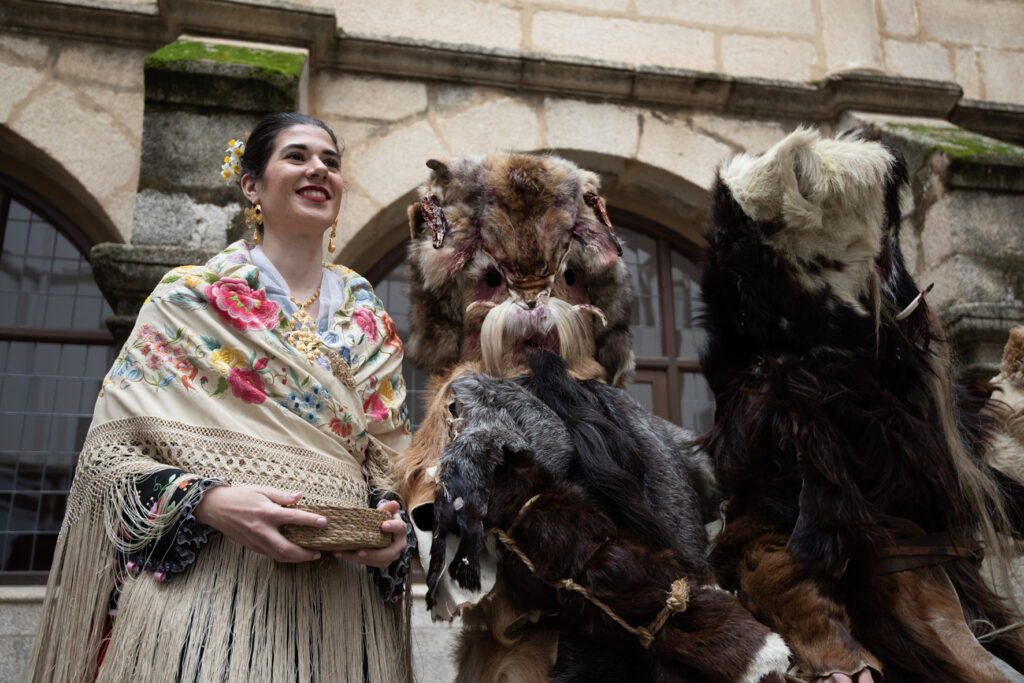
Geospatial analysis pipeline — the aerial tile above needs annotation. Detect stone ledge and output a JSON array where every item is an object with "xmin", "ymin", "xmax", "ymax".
[
  {"xmin": 91, "ymin": 242, "xmax": 218, "ymax": 341},
  {"xmin": 943, "ymin": 302, "xmax": 1024, "ymax": 371},
  {"xmin": 0, "ymin": 586, "xmax": 45, "ymax": 604}
]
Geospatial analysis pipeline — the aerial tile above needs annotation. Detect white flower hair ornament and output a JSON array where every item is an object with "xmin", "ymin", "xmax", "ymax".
[{"xmin": 220, "ymin": 139, "xmax": 245, "ymax": 183}]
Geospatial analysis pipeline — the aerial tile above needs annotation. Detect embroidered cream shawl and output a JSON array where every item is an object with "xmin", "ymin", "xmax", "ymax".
[{"xmin": 29, "ymin": 241, "xmax": 411, "ymax": 683}]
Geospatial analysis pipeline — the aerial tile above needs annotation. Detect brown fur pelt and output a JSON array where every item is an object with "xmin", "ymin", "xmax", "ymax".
[
  {"xmin": 700, "ymin": 127, "xmax": 1024, "ymax": 681},
  {"xmin": 428, "ymin": 354, "xmax": 790, "ymax": 682},
  {"xmin": 404, "ymin": 153, "xmax": 633, "ymax": 386}
]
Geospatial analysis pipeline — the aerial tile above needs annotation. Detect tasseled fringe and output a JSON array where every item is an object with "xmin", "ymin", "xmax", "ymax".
[
  {"xmin": 103, "ymin": 472, "xmax": 207, "ymax": 559},
  {"xmin": 28, "ymin": 475, "xmax": 120, "ymax": 683},
  {"xmin": 99, "ymin": 537, "xmax": 408, "ymax": 682},
  {"xmin": 30, "ymin": 477, "xmax": 410, "ymax": 683}
]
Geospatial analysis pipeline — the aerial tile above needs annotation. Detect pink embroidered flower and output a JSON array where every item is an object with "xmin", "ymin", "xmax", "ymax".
[
  {"xmin": 205, "ymin": 278, "xmax": 280, "ymax": 331},
  {"xmin": 146, "ymin": 354, "xmax": 163, "ymax": 369},
  {"xmin": 227, "ymin": 367, "xmax": 266, "ymax": 404},
  {"xmin": 352, "ymin": 308, "xmax": 378, "ymax": 342},
  {"xmin": 380, "ymin": 311, "xmax": 403, "ymax": 352},
  {"xmin": 363, "ymin": 392, "xmax": 388, "ymax": 422}
]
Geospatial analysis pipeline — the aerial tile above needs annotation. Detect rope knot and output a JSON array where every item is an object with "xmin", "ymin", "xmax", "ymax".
[{"xmin": 665, "ymin": 578, "xmax": 690, "ymax": 612}]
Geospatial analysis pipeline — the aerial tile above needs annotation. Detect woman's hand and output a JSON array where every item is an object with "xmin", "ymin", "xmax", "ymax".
[
  {"xmin": 194, "ymin": 485, "xmax": 326, "ymax": 563},
  {"xmin": 336, "ymin": 500, "xmax": 408, "ymax": 569}
]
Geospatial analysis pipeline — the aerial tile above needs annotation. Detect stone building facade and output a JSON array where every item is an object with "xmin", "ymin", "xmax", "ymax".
[{"xmin": 1, "ymin": 0, "xmax": 1022, "ymax": 680}]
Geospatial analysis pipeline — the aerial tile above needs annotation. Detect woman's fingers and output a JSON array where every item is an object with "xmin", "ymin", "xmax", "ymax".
[
  {"xmin": 272, "ymin": 506, "xmax": 327, "ymax": 528},
  {"xmin": 336, "ymin": 509, "xmax": 408, "ymax": 568}
]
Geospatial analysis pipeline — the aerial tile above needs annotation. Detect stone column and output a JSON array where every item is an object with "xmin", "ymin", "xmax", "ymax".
[
  {"xmin": 847, "ymin": 112, "xmax": 1024, "ymax": 375},
  {"xmin": 91, "ymin": 37, "xmax": 308, "ymax": 344}
]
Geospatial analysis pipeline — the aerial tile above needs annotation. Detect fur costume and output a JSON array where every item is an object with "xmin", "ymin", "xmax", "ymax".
[
  {"xmin": 427, "ymin": 351, "xmax": 790, "ymax": 682},
  {"xmin": 700, "ymin": 128, "xmax": 1024, "ymax": 681},
  {"xmin": 988, "ymin": 326, "xmax": 1024, "ymax": 484},
  {"xmin": 395, "ymin": 154, "xmax": 787, "ymax": 680}
]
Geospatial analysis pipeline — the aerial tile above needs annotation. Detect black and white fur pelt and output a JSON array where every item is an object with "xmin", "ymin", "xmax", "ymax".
[
  {"xmin": 700, "ymin": 127, "xmax": 1024, "ymax": 681},
  {"xmin": 428, "ymin": 351, "xmax": 791, "ymax": 683}
]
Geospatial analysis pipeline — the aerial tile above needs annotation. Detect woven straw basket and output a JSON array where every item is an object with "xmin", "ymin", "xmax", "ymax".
[{"xmin": 280, "ymin": 504, "xmax": 392, "ymax": 552}]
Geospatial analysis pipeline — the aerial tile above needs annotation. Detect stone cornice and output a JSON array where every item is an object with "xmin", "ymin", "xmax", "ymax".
[{"xmin": 3, "ymin": 0, "xmax": 1023, "ymax": 143}]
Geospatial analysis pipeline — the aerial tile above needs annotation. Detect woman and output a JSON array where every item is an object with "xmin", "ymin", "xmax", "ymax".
[{"xmin": 29, "ymin": 113, "xmax": 413, "ymax": 682}]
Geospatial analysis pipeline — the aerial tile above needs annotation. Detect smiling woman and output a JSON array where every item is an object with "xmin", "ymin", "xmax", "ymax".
[{"xmin": 30, "ymin": 113, "xmax": 415, "ymax": 683}]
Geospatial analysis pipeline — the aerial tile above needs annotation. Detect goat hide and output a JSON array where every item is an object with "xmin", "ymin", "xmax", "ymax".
[{"xmin": 701, "ymin": 127, "xmax": 1024, "ymax": 682}]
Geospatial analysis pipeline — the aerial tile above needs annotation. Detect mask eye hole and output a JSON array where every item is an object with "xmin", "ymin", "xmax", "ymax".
[
  {"xmin": 563, "ymin": 267, "xmax": 576, "ymax": 287},
  {"xmin": 484, "ymin": 269, "xmax": 502, "ymax": 288}
]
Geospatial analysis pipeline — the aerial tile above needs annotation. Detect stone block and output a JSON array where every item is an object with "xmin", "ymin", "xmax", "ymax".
[
  {"xmin": 89, "ymin": 87, "xmax": 145, "ymax": 139},
  {"xmin": 10, "ymin": 82, "xmax": 137, "ymax": 200},
  {"xmin": 436, "ymin": 97, "xmax": 542, "ymax": 156},
  {"xmin": 820, "ymin": 0, "xmax": 883, "ymax": 72},
  {"xmin": 131, "ymin": 189, "xmax": 239, "ymax": 251},
  {"xmin": 636, "ymin": 114, "xmax": 731, "ymax": 191},
  {"xmin": 316, "ymin": 73, "xmax": 428, "ymax": 122},
  {"xmin": 919, "ymin": 0, "xmax": 1024, "ymax": 50},
  {"xmin": 531, "ymin": 11, "xmax": 716, "ymax": 72},
  {"xmin": 345, "ymin": 120, "xmax": 447, "ymax": 206},
  {"xmin": 336, "ymin": 188, "xmax": 382, "ymax": 253},
  {"xmin": 721, "ymin": 34, "xmax": 817, "ymax": 81},
  {"xmin": 634, "ymin": 0, "xmax": 815, "ymax": 34},
  {"xmin": 0, "ymin": 31, "xmax": 50, "ymax": 65},
  {"xmin": 879, "ymin": 0, "xmax": 918, "ymax": 37},
  {"xmin": 138, "ymin": 110, "xmax": 263, "ymax": 203},
  {"xmin": 980, "ymin": 49, "xmax": 1024, "ymax": 106},
  {"xmin": 332, "ymin": 0, "xmax": 522, "ymax": 51},
  {"xmin": 953, "ymin": 47, "xmax": 982, "ymax": 100},
  {"xmin": 690, "ymin": 113, "xmax": 787, "ymax": 154},
  {"xmin": 144, "ymin": 39, "xmax": 307, "ymax": 113},
  {"xmin": 544, "ymin": 97, "xmax": 640, "ymax": 158},
  {"xmin": 55, "ymin": 41, "xmax": 146, "ymax": 90},
  {"xmin": 0, "ymin": 635, "xmax": 33, "ymax": 683},
  {"xmin": 431, "ymin": 85, "xmax": 480, "ymax": 112},
  {"xmin": 921, "ymin": 191, "xmax": 1024, "ymax": 267},
  {"xmin": 0, "ymin": 63, "xmax": 45, "ymax": 121},
  {"xmin": 883, "ymin": 39, "xmax": 953, "ymax": 82}
]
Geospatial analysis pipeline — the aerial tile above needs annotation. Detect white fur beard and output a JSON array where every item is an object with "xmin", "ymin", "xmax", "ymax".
[{"xmin": 478, "ymin": 297, "xmax": 597, "ymax": 377}]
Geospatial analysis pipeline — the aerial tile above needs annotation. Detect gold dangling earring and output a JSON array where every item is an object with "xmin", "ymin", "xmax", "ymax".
[
  {"xmin": 328, "ymin": 218, "xmax": 337, "ymax": 253},
  {"xmin": 244, "ymin": 202, "xmax": 263, "ymax": 245}
]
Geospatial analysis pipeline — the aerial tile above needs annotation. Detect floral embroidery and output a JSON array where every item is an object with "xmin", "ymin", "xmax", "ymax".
[
  {"xmin": 352, "ymin": 307, "xmax": 379, "ymax": 342},
  {"xmin": 205, "ymin": 277, "xmax": 280, "ymax": 331},
  {"xmin": 226, "ymin": 367, "xmax": 266, "ymax": 404},
  {"xmin": 210, "ymin": 347, "xmax": 247, "ymax": 373},
  {"xmin": 100, "ymin": 242, "xmax": 410, "ymax": 443},
  {"xmin": 363, "ymin": 392, "xmax": 388, "ymax": 422},
  {"xmin": 380, "ymin": 311, "xmax": 403, "ymax": 353},
  {"xmin": 329, "ymin": 415, "xmax": 354, "ymax": 437}
]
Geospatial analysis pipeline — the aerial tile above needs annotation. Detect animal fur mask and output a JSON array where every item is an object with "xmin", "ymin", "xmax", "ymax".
[{"xmin": 406, "ymin": 154, "xmax": 634, "ymax": 385}]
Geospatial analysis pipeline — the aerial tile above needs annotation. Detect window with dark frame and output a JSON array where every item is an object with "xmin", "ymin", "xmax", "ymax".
[
  {"xmin": 368, "ymin": 211, "xmax": 715, "ymax": 434},
  {"xmin": 0, "ymin": 176, "xmax": 115, "ymax": 583}
]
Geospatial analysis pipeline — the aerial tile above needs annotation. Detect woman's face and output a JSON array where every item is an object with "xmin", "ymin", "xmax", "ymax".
[{"xmin": 242, "ymin": 124, "xmax": 343, "ymax": 237}]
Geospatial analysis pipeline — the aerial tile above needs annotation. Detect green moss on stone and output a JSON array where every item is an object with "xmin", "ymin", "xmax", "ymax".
[
  {"xmin": 884, "ymin": 123, "xmax": 1024, "ymax": 161},
  {"xmin": 145, "ymin": 40, "xmax": 305, "ymax": 81}
]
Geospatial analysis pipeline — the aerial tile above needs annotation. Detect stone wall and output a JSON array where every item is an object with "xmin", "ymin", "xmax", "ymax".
[
  {"xmin": 312, "ymin": 0, "xmax": 1024, "ymax": 104},
  {"xmin": 0, "ymin": 30, "xmax": 145, "ymax": 243}
]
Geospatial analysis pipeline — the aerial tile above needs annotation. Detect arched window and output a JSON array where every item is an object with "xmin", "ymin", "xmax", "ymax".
[
  {"xmin": 369, "ymin": 214, "xmax": 714, "ymax": 433},
  {"xmin": 0, "ymin": 175, "xmax": 115, "ymax": 581}
]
